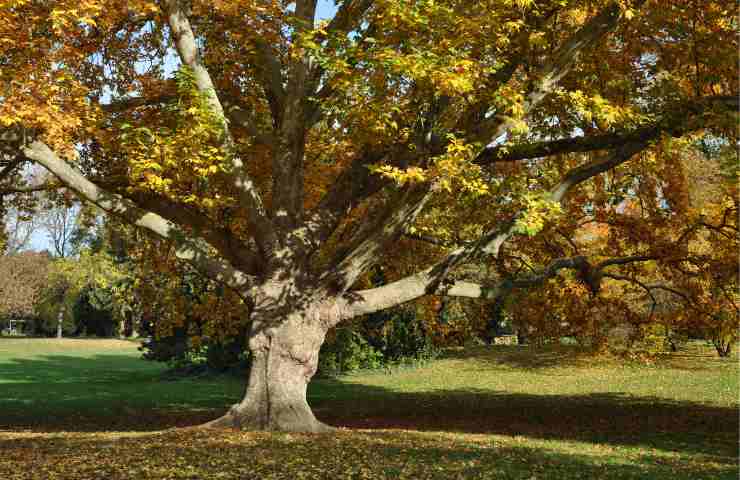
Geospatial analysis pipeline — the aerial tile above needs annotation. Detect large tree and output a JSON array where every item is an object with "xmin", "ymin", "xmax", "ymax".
[{"xmin": 0, "ymin": 0, "xmax": 737, "ymax": 431}]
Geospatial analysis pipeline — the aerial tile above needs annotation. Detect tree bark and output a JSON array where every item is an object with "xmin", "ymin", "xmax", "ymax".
[
  {"xmin": 56, "ymin": 304, "xmax": 63, "ymax": 339},
  {"xmin": 204, "ymin": 301, "xmax": 333, "ymax": 432},
  {"xmin": 713, "ymin": 339, "xmax": 732, "ymax": 358}
]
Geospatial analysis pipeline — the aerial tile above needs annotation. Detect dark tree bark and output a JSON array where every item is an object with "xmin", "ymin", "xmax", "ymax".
[{"xmin": 713, "ymin": 339, "xmax": 733, "ymax": 358}]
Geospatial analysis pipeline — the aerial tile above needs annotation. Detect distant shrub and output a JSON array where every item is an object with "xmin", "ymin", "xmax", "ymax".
[
  {"xmin": 140, "ymin": 332, "xmax": 250, "ymax": 376},
  {"xmin": 34, "ymin": 294, "xmax": 77, "ymax": 336},
  {"xmin": 318, "ymin": 307, "xmax": 440, "ymax": 376},
  {"xmin": 318, "ymin": 328, "xmax": 384, "ymax": 375}
]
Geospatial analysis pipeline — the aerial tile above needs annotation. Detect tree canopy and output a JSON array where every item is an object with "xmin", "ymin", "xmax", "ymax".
[
  {"xmin": 0, "ymin": 0, "xmax": 737, "ymax": 431},
  {"xmin": 0, "ymin": 250, "xmax": 51, "ymax": 320}
]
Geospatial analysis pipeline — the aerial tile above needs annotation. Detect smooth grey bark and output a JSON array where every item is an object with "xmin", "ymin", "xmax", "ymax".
[
  {"xmin": 208, "ymin": 330, "xmax": 330, "ymax": 432},
  {"xmin": 56, "ymin": 304, "xmax": 63, "ymax": 339},
  {"xmin": 162, "ymin": 0, "xmax": 276, "ymax": 254},
  {"xmin": 205, "ymin": 289, "xmax": 340, "ymax": 432}
]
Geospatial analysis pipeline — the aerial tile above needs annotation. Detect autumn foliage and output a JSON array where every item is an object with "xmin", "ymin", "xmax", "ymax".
[
  {"xmin": 0, "ymin": 251, "xmax": 51, "ymax": 320},
  {"xmin": 0, "ymin": 0, "xmax": 737, "ymax": 430}
]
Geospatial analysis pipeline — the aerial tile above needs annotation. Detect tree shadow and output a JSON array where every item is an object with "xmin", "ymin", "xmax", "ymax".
[
  {"xmin": 442, "ymin": 344, "xmax": 594, "ymax": 369},
  {"xmin": 311, "ymin": 380, "xmax": 738, "ymax": 459},
  {"xmin": 0, "ymin": 353, "xmax": 243, "ymax": 432},
  {"xmin": 442, "ymin": 343, "xmax": 738, "ymax": 370}
]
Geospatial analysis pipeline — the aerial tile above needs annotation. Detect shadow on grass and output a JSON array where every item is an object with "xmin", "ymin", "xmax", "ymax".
[
  {"xmin": 443, "ymin": 343, "xmax": 738, "ymax": 371},
  {"xmin": 0, "ymin": 354, "xmax": 243, "ymax": 432},
  {"xmin": 0, "ymin": 353, "xmax": 736, "ymax": 463},
  {"xmin": 314, "ymin": 379, "xmax": 739, "ymax": 459},
  {"xmin": 442, "ymin": 344, "xmax": 594, "ymax": 369}
]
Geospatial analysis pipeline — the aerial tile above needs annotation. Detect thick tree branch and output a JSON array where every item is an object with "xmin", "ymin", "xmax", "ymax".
[
  {"xmin": 122, "ymin": 190, "xmax": 264, "ymax": 275},
  {"xmin": 344, "ymin": 251, "xmax": 662, "ymax": 319},
  {"xmin": 268, "ymin": 1, "xmax": 322, "ymax": 232},
  {"xmin": 548, "ymin": 140, "xmax": 650, "ymax": 204},
  {"xmin": 456, "ymin": 6, "xmax": 561, "ymax": 137},
  {"xmin": 479, "ymin": 126, "xmax": 658, "ymax": 164},
  {"xmin": 477, "ymin": 95, "xmax": 739, "ymax": 164},
  {"xmin": 467, "ymin": 1, "xmax": 644, "ymax": 145},
  {"xmin": 325, "ymin": 0, "xmax": 373, "ymax": 34},
  {"xmin": 303, "ymin": 149, "xmax": 389, "ymax": 252},
  {"xmin": 162, "ymin": 0, "xmax": 275, "ymax": 253},
  {"xmin": 596, "ymin": 255, "xmax": 657, "ymax": 271},
  {"xmin": 252, "ymin": 40, "xmax": 286, "ymax": 125},
  {"xmin": 322, "ymin": 185, "xmax": 431, "ymax": 291},
  {"xmin": 0, "ymin": 182, "xmax": 63, "ymax": 195},
  {"xmin": 305, "ymin": 0, "xmax": 375, "ymax": 128},
  {"xmin": 21, "ymin": 141, "xmax": 253, "ymax": 291}
]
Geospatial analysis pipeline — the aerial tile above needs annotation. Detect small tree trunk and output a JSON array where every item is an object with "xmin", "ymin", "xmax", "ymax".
[
  {"xmin": 56, "ymin": 305, "xmax": 64, "ymax": 339},
  {"xmin": 714, "ymin": 339, "xmax": 732, "ymax": 358},
  {"xmin": 204, "ymin": 305, "xmax": 332, "ymax": 432},
  {"xmin": 131, "ymin": 311, "xmax": 140, "ymax": 338},
  {"xmin": 119, "ymin": 317, "xmax": 126, "ymax": 339}
]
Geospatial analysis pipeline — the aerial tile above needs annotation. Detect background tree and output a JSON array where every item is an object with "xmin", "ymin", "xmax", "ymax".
[
  {"xmin": 35, "ymin": 248, "xmax": 133, "ymax": 337},
  {"xmin": 38, "ymin": 201, "xmax": 78, "ymax": 258},
  {"xmin": 0, "ymin": 251, "xmax": 51, "ymax": 332},
  {"xmin": 1, "ymin": 163, "xmax": 46, "ymax": 255},
  {"xmin": 2, "ymin": 207, "xmax": 39, "ymax": 255},
  {"xmin": 0, "ymin": 0, "xmax": 736, "ymax": 431}
]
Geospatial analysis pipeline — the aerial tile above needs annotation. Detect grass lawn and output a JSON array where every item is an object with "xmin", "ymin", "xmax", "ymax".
[{"xmin": 0, "ymin": 338, "xmax": 737, "ymax": 479}]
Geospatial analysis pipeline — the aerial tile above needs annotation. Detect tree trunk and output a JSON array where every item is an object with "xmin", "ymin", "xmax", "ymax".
[
  {"xmin": 56, "ymin": 305, "xmax": 64, "ymax": 339},
  {"xmin": 119, "ymin": 317, "xmax": 126, "ymax": 339},
  {"xmin": 131, "ymin": 310, "xmax": 140, "ymax": 338},
  {"xmin": 713, "ymin": 339, "xmax": 732, "ymax": 358},
  {"xmin": 204, "ymin": 304, "xmax": 332, "ymax": 432}
]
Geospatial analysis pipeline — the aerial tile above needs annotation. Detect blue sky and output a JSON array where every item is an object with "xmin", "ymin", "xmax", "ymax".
[{"xmin": 317, "ymin": 1, "xmax": 339, "ymax": 21}]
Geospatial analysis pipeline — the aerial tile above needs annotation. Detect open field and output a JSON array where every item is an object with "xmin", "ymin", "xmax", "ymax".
[{"xmin": 0, "ymin": 338, "xmax": 737, "ymax": 479}]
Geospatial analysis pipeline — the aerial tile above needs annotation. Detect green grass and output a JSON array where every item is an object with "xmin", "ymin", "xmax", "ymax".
[
  {"xmin": 0, "ymin": 338, "xmax": 737, "ymax": 479},
  {"xmin": 0, "ymin": 338, "xmax": 243, "ymax": 430}
]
